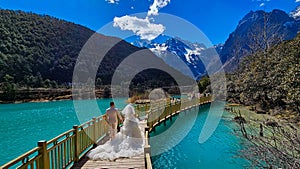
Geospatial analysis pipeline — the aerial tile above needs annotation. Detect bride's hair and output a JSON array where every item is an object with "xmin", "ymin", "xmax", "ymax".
[{"xmin": 127, "ymin": 97, "xmax": 137, "ymax": 103}]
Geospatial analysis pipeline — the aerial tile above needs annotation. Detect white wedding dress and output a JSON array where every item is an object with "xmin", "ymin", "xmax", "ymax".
[{"xmin": 87, "ymin": 103, "xmax": 145, "ymax": 161}]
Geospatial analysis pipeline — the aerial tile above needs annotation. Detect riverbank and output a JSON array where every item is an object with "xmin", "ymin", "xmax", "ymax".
[
  {"xmin": 227, "ymin": 104, "xmax": 300, "ymax": 168},
  {"xmin": 0, "ymin": 88, "xmax": 106, "ymax": 104},
  {"xmin": 227, "ymin": 104, "xmax": 300, "ymax": 129}
]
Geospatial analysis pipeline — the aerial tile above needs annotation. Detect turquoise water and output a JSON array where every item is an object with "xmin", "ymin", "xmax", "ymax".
[
  {"xmin": 0, "ymin": 100, "xmax": 249, "ymax": 168},
  {"xmin": 0, "ymin": 98, "xmax": 127, "ymax": 165},
  {"xmin": 150, "ymin": 102, "xmax": 249, "ymax": 169}
]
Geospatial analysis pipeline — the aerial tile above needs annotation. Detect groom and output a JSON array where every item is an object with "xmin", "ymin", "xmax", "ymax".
[{"xmin": 105, "ymin": 102, "xmax": 123, "ymax": 139}]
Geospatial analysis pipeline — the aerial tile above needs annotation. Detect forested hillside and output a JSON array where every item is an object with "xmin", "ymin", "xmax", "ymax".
[
  {"xmin": 227, "ymin": 33, "xmax": 300, "ymax": 115},
  {"xmin": 0, "ymin": 10, "xmax": 95, "ymax": 86},
  {"xmin": 0, "ymin": 10, "xmax": 189, "ymax": 101},
  {"xmin": 0, "ymin": 10, "xmax": 183, "ymax": 87}
]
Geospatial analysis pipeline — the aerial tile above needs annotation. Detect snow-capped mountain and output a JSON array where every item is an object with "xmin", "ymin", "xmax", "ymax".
[
  {"xmin": 129, "ymin": 35, "xmax": 208, "ymax": 79},
  {"xmin": 127, "ymin": 8, "xmax": 300, "ymax": 78}
]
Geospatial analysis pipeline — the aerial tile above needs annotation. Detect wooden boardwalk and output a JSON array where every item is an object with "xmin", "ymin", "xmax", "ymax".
[
  {"xmin": 1, "ymin": 96, "xmax": 212, "ymax": 169},
  {"xmin": 72, "ymin": 121, "xmax": 147, "ymax": 169},
  {"xmin": 72, "ymin": 155, "xmax": 145, "ymax": 169}
]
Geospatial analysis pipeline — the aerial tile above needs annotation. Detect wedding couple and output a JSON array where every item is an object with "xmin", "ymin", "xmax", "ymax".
[{"xmin": 87, "ymin": 98, "xmax": 145, "ymax": 161}]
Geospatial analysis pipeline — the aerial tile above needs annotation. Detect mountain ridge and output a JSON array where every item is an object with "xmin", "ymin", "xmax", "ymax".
[
  {"xmin": 219, "ymin": 8, "xmax": 300, "ymax": 71},
  {"xmin": 0, "ymin": 9, "xmax": 191, "ymax": 101},
  {"xmin": 127, "ymin": 8, "xmax": 300, "ymax": 77}
]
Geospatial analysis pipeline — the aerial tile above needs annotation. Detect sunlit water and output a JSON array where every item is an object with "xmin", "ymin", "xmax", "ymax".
[
  {"xmin": 0, "ymin": 100, "xmax": 249, "ymax": 168},
  {"xmin": 0, "ymin": 98, "xmax": 127, "ymax": 165},
  {"xmin": 150, "ymin": 102, "xmax": 249, "ymax": 169}
]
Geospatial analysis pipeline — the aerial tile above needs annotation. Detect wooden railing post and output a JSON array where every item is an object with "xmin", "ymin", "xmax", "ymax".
[
  {"xmin": 144, "ymin": 126, "xmax": 151, "ymax": 155},
  {"xmin": 73, "ymin": 125, "xmax": 80, "ymax": 162},
  {"xmin": 92, "ymin": 118, "xmax": 97, "ymax": 145},
  {"xmin": 144, "ymin": 126, "xmax": 152, "ymax": 169},
  {"xmin": 38, "ymin": 140, "xmax": 50, "ymax": 169}
]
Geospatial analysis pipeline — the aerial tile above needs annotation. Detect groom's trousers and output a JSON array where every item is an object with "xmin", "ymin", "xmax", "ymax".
[{"xmin": 108, "ymin": 122, "xmax": 118, "ymax": 138}]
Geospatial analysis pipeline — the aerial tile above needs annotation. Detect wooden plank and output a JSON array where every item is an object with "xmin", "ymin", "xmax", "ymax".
[{"xmin": 72, "ymin": 122, "xmax": 147, "ymax": 169}]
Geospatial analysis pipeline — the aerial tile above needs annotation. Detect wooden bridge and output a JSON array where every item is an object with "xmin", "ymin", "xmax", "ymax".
[{"xmin": 0, "ymin": 96, "xmax": 212, "ymax": 169}]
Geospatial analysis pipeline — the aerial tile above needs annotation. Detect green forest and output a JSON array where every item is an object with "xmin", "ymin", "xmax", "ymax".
[
  {"xmin": 0, "ymin": 10, "xmax": 94, "ymax": 86},
  {"xmin": 0, "ymin": 10, "xmax": 184, "ymax": 101},
  {"xmin": 227, "ymin": 33, "xmax": 300, "ymax": 115}
]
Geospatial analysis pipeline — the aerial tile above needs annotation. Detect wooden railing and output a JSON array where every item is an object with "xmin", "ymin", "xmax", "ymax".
[
  {"xmin": 1, "ymin": 115, "xmax": 108, "ymax": 169},
  {"xmin": 0, "ymin": 96, "xmax": 212, "ymax": 169},
  {"xmin": 139, "ymin": 96, "xmax": 213, "ymax": 169},
  {"xmin": 146, "ymin": 96, "xmax": 212, "ymax": 131},
  {"xmin": 144, "ymin": 127, "xmax": 152, "ymax": 169}
]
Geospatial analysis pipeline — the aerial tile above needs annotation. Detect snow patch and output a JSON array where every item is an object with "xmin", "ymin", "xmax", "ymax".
[
  {"xmin": 185, "ymin": 48, "xmax": 202, "ymax": 63},
  {"xmin": 291, "ymin": 6, "xmax": 300, "ymax": 20}
]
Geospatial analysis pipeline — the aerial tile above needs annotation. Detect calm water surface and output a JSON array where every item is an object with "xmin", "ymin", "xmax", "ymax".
[
  {"xmin": 150, "ymin": 102, "xmax": 249, "ymax": 169},
  {"xmin": 0, "ymin": 98, "xmax": 127, "ymax": 165},
  {"xmin": 0, "ymin": 100, "xmax": 248, "ymax": 168}
]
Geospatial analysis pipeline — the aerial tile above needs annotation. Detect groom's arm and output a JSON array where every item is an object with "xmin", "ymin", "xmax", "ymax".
[
  {"xmin": 116, "ymin": 111, "xmax": 124, "ymax": 123},
  {"xmin": 103, "ymin": 111, "xmax": 109, "ymax": 123}
]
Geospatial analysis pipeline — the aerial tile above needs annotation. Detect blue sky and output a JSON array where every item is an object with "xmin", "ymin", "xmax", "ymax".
[{"xmin": 0, "ymin": 0, "xmax": 299, "ymax": 44}]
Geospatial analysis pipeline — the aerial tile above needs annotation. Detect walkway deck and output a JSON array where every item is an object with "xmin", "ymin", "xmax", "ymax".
[
  {"xmin": 72, "ymin": 155, "xmax": 145, "ymax": 169},
  {"xmin": 1, "ymin": 96, "xmax": 212, "ymax": 169},
  {"xmin": 72, "ymin": 121, "xmax": 147, "ymax": 169}
]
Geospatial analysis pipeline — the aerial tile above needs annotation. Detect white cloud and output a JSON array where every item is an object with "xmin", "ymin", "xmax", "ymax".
[
  {"xmin": 252, "ymin": 0, "xmax": 270, "ymax": 7},
  {"xmin": 252, "ymin": 0, "xmax": 271, "ymax": 5},
  {"xmin": 296, "ymin": 0, "xmax": 300, "ymax": 2},
  {"xmin": 148, "ymin": 0, "xmax": 171, "ymax": 16},
  {"xmin": 106, "ymin": 0, "xmax": 119, "ymax": 4},
  {"xmin": 112, "ymin": 0, "xmax": 171, "ymax": 41},
  {"xmin": 113, "ymin": 15, "xmax": 165, "ymax": 41}
]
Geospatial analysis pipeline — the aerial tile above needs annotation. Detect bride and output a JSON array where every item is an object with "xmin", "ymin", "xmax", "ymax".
[{"xmin": 87, "ymin": 98, "xmax": 145, "ymax": 161}]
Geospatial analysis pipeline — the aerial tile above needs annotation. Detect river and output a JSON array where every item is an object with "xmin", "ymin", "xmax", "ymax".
[
  {"xmin": 0, "ymin": 99, "xmax": 248, "ymax": 168},
  {"xmin": 0, "ymin": 98, "xmax": 127, "ymax": 165},
  {"xmin": 150, "ymin": 101, "xmax": 249, "ymax": 168}
]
